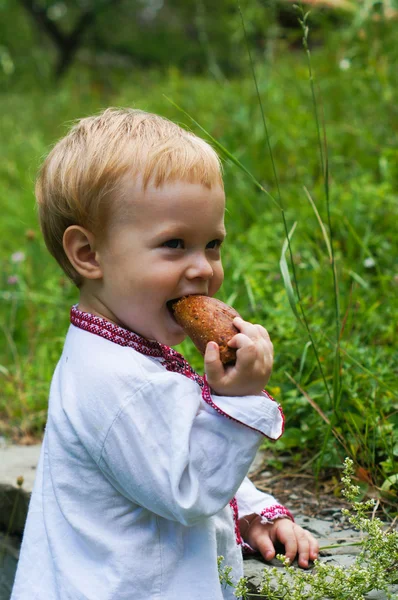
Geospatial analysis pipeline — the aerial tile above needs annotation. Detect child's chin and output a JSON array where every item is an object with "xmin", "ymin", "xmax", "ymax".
[
  {"xmin": 158, "ymin": 328, "xmax": 186, "ymax": 347},
  {"xmin": 165, "ymin": 333, "xmax": 186, "ymax": 347},
  {"xmin": 162, "ymin": 311, "xmax": 186, "ymax": 346}
]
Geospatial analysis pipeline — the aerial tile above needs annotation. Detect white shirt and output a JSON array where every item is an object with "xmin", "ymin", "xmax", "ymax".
[{"xmin": 11, "ymin": 308, "xmax": 291, "ymax": 600}]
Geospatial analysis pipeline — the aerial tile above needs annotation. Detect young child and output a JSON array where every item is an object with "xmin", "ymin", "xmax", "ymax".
[{"xmin": 11, "ymin": 108, "xmax": 318, "ymax": 600}]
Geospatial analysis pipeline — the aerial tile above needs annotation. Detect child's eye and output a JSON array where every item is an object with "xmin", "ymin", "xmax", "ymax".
[
  {"xmin": 206, "ymin": 239, "xmax": 222, "ymax": 250},
  {"xmin": 163, "ymin": 239, "xmax": 184, "ymax": 249}
]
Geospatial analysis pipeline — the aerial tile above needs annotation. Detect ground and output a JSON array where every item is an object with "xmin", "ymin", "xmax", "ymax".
[
  {"xmin": 253, "ymin": 470, "xmax": 350, "ymax": 518},
  {"xmin": 248, "ymin": 452, "xmax": 395, "ymax": 522}
]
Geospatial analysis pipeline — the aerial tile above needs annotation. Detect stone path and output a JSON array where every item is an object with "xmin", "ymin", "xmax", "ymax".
[{"xmin": 0, "ymin": 443, "xmax": 397, "ymax": 600}]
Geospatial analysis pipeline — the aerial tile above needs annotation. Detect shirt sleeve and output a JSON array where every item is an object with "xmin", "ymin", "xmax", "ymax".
[
  {"xmin": 97, "ymin": 370, "xmax": 284, "ymax": 527},
  {"xmin": 236, "ymin": 476, "xmax": 294, "ymax": 524},
  {"xmin": 202, "ymin": 382, "xmax": 284, "ymax": 440}
]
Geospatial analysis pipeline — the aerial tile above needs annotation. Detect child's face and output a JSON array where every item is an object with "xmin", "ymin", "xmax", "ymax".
[{"xmin": 92, "ymin": 180, "xmax": 226, "ymax": 346}]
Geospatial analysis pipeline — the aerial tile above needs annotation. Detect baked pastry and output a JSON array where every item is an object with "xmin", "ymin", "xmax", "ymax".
[{"xmin": 172, "ymin": 295, "xmax": 240, "ymax": 364}]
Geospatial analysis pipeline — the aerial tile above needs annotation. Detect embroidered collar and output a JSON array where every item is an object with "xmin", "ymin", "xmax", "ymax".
[{"xmin": 70, "ymin": 305, "xmax": 204, "ymax": 387}]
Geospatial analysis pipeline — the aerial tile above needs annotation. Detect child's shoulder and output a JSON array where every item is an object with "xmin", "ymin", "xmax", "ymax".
[
  {"xmin": 48, "ymin": 324, "xmax": 197, "ymax": 452},
  {"xmin": 48, "ymin": 324, "xmax": 167, "ymax": 446},
  {"xmin": 61, "ymin": 323, "xmax": 160, "ymax": 388},
  {"xmin": 58, "ymin": 323, "xmax": 200, "ymax": 409}
]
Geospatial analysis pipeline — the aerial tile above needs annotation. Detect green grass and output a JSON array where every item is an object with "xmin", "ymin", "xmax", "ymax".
[{"xmin": 0, "ymin": 25, "xmax": 397, "ymax": 506}]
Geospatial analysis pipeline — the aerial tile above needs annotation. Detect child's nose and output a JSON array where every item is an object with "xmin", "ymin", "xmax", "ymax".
[{"xmin": 186, "ymin": 254, "xmax": 214, "ymax": 280}]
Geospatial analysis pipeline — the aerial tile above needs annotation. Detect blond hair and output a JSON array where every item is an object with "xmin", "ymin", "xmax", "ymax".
[{"xmin": 36, "ymin": 107, "xmax": 223, "ymax": 286}]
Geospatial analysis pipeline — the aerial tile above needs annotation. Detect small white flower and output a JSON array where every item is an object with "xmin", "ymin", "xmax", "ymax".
[
  {"xmin": 11, "ymin": 251, "xmax": 25, "ymax": 263},
  {"xmin": 339, "ymin": 58, "xmax": 351, "ymax": 71},
  {"xmin": 364, "ymin": 257, "xmax": 376, "ymax": 268}
]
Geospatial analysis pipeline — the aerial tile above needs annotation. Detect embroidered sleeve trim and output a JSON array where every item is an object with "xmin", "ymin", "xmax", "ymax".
[
  {"xmin": 229, "ymin": 497, "xmax": 243, "ymax": 546},
  {"xmin": 201, "ymin": 377, "xmax": 285, "ymax": 440},
  {"xmin": 260, "ymin": 504, "xmax": 294, "ymax": 523}
]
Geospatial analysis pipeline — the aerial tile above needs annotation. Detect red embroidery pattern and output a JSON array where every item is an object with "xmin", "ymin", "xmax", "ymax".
[
  {"xmin": 69, "ymin": 305, "xmax": 288, "ymax": 546},
  {"xmin": 70, "ymin": 306, "xmax": 204, "ymax": 385},
  {"xmin": 202, "ymin": 375, "xmax": 285, "ymax": 438},
  {"xmin": 261, "ymin": 504, "xmax": 294, "ymax": 523},
  {"xmin": 228, "ymin": 497, "xmax": 242, "ymax": 546}
]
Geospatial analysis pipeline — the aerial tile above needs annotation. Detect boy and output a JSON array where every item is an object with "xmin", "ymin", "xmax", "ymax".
[{"xmin": 11, "ymin": 108, "xmax": 318, "ymax": 600}]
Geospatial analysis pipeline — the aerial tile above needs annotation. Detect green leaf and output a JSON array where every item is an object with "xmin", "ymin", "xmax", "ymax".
[
  {"xmin": 347, "ymin": 269, "xmax": 369, "ymax": 289},
  {"xmin": 298, "ymin": 341, "xmax": 312, "ymax": 382},
  {"xmin": 381, "ymin": 473, "xmax": 398, "ymax": 492},
  {"xmin": 0, "ymin": 364, "xmax": 9, "ymax": 376},
  {"xmin": 303, "ymin": 186, "xmax": 332, "ymax": 260},
  {"xmin": 279, "ymin": 222, "xmax": 303, "ymax": 326}
]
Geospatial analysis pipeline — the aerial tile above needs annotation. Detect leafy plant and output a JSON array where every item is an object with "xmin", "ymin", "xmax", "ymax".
[{"xmin": 219, "ymin": 459, "xmax": 398, "ymax": 599}]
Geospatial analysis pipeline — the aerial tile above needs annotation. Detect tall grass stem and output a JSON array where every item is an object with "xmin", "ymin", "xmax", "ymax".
[{"xmin": 238, "ymin": 2, "xmax": 334, "ymax": 406}]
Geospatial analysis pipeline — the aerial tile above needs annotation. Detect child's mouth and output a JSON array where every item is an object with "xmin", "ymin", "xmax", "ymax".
[{"xmin": 166, "ymin": 298, "xmax": 181, "ymax": 321}]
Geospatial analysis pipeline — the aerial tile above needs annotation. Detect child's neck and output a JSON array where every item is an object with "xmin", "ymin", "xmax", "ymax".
[{"xmin": 77, "ymin": 287, "xmax": 120, "ymax": 328}]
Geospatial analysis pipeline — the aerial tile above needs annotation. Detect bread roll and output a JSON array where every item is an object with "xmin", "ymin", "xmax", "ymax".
[{"xmin": 172, "ymin": 295, "xmax": 240, "ymax": 364}]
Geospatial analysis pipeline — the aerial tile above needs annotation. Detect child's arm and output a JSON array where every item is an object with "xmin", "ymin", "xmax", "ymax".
[
  {"xmin": 206, "ymin": 318, "xmax": 319, "ymax": 567},
  {"xmin": 94, "ymin": 363, "xmax": 283, "ymax": 526}
]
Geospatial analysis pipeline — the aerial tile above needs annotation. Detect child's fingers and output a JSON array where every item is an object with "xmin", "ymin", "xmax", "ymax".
[
  {"xmin": 250, "ymin": 521, "xmax": 318, "ymax": 570},
  {"xmin": 229, "ymin": 338, "xmax": 259, "ymax": 373},
  {"xmin": 228, "ymin": 333, "xmax": 272, "ymax": 373},
  {"xmin": 281, "ymin": 533, "xmax": 299, "ymax": 566},
  {"xmin": 255, "ymin": 531, "xmax": 276, "ymax": 562},
  {"xmin": 295, "ymin": 534, "xmax": 311, "ymax": 569},
  {"xmin": 204, "ymin": 342, "xmax": 224, "ymax": 382},
  {"xmin": 232, "ymin": 318, "xmax": 272, "ymax": 346},
  {"xmin": 284, "ymin": 527, "xmax": 312, "ymax": 568},
  {"xmin": 226, "ymin": 332, "xmax": 256, "ymax": 350},
  {"xmin": 232, "ymin": 317, "xmax": 262, "ymax": 340},
  {"xmin": 254, "ymin": 324, "xmax": 272, "ymax": 343},
  {"xmin": 298, "ymin": 530, "xmax": 318, "ymax": 564},
  {"xmin": 275, "ymin": 521, "xmax": 318, "ymax": 568},
  {"xmin": 309, "ymin": 535, "xmax": 319, "ymax": 561},
  {"xmin": 228, "ymin": 322, "xmax": 272, "ymax": 358}
]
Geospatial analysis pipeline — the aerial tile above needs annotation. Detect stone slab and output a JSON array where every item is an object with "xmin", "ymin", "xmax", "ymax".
[{"xmin": 0, "ymin": 442, "xmax": 41, "ymax": 493}]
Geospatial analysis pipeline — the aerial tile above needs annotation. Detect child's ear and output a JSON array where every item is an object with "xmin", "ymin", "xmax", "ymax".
[{"xmin": 63, "ymin": 225, "xmax": 103, "ymax": 280}]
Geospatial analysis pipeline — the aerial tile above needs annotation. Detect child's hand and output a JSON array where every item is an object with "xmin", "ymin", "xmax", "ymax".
[
  {"xmin": 204, "ymin": 317, "xmax": 273, "ymax": 397},
  {"xmin": 240, "ymin": 515, "xmax": 319, "ymax": 569}
]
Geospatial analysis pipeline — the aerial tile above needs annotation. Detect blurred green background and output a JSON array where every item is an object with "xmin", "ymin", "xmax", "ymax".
[{"xmin": 1, "ymin": 0, "xmax": 397, "ymax": 505}]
